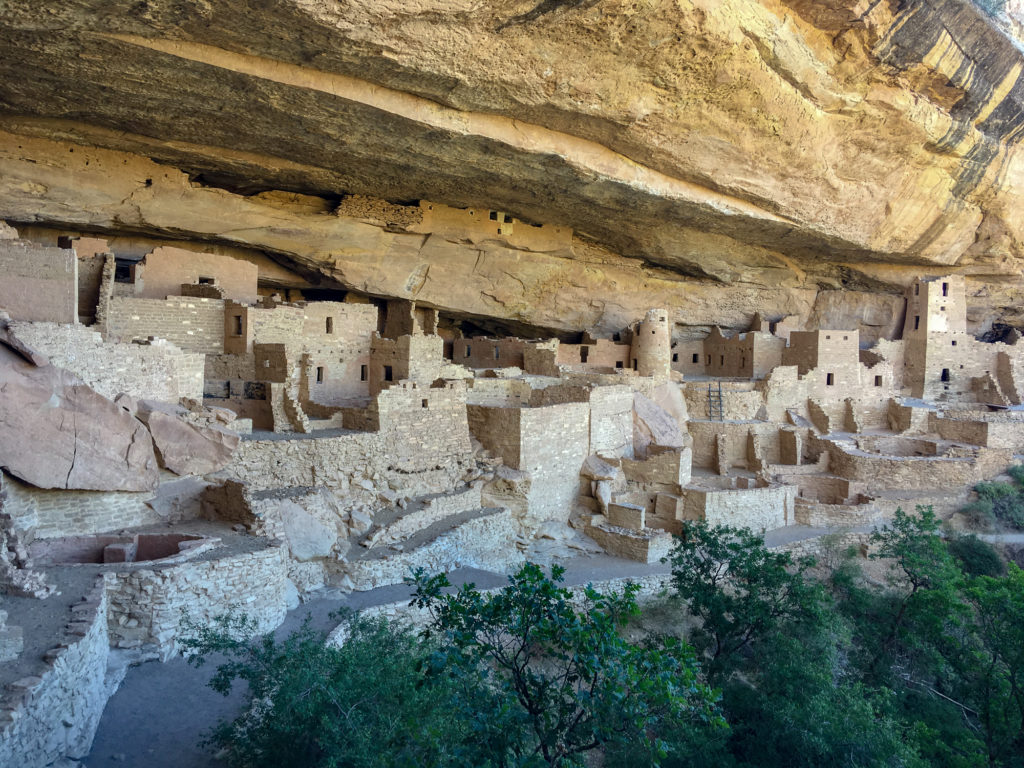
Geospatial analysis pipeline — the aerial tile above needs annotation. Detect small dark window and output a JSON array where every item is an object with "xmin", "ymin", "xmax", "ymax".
[
  {"xmin": 952, "ymin": 340, "xmax": 957, "ymax": 346},
  {"xmin": 494, "ymin": 346, "xmax": 500, "ymax": 360},
  {"xmin": 826, "ymin": 373, "xmax": 834, "ymax": 386},
  {"xmin": 384, "ymin": 365, "xmax": 393, "ymax": 382},
  {"xmin": 326, "ymin": 317, "xmax": 334, "ymax": 334},
  {"xmin": 504, "ymin": 214, "xmax": 512, "ymax": 223},
  {"xmin": 719, "ymin": 355, "xmax": 724, "ymax": 366},
  {"xmin": 489, "ymin": 211, "xmax": 498, "ymax": 221},
  {"xmin": 705, "ymin": 354, "xmax": 711, "ymax": 365},
  {"xmin": 874, "ymin": 375, "xmax": 882, "ymax": 387},
  {"xmin": 421, "ymin": 399, "xmax": 429, "ymax": 408},
  {"xmin": 915, "ymin": 284, "xmax": 920, "ymax": 295},
  {"xmin": 942, "ymin": 282, "xmax": 949, "ymax": 297},
  {"xmin": 843, "ymin": 335, "xmax": 848, "ymax": 340},
  {"xmin": 632, "ymin": 359, "xmax": 638, "ymax": 371},
  {"xmin": 940, "ymin": 306, "xmax": 946, "ymax": 312},
  {"xmin": 615, "ymin": 361, "xmax": 623, "ymax": 368},
  {"xmin": 360, "ymin": 364, "xmax": 367, "ymax": 381},
  {"xmin": 465, "ymin": 344, "xmax": 471, "ymax": 357},
  {"xmin": 612, "ymin": 332, "xmax": 621, "ymax": 342},
  {"xmin": 941, "ymin": 368, "xmax": 950, "ymax": 382},
  {"xmin": 692, "ymin": 353, "xmax": 699, "ymax": 364},
  {"xmin": 914, "ymin": 315, "xmax": 920, "ymax": 330},
  {"xmin": 740, "ymin": 356, "xmax": 746, "ymax": 368},
  {"xmin": 232, "ymin": 315, "xmax": 243, "ymax": 336},
  {"xmin": 580, "ymin": 346, "xmax": 589, "ymax": 363},
  {"xmin": 198, "ymin": 276, "xmax": 214, "ymax": 285},
  {"xmin": 672, "ymin": 353, "xmax": 679, "ymax": 363},
  {"xmin": 826, "ymin": 335, "xmax": 831, "ymax": 340},
  {"xmin": 316, "ymin": 366, "xmax": 325, "ymax": 383}
]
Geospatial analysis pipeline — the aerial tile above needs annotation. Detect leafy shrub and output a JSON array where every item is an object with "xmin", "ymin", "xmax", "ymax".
[
  {"xmin": 947, "ymin": 534, "xmax": 1005, "ymax": 577},
  {"xmin": 182, "ymin": 613, "xmax": 466, "ymax": 768},
  {"xmin": 975, "ymin": 479, "xmax": 1024, "ymax": 529},
  {"xmin": 410, "ymin": 562, "xmax": 722, "ymax": 767}
]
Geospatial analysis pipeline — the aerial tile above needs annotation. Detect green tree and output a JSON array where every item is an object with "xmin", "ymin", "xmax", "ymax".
[
  {"xmin": 958, "ymin": 565, "xmax": 1024, "ymax": 766},
  {"xmin": 410, "ymin": 562, "xmax": 722, "ymax": 767},
  {"xmin": 665, "ymin": 522, "xmax": 823, "ymax": 674},
  {"xmin": 181, "ymin": 613, "xmax": 466, "ymax": 768},
  {"xmin": 866, "ymin": 506, "xmax": 965, "ymax": 676}
]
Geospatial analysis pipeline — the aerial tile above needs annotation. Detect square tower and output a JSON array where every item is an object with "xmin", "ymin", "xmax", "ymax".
[{"xmin": 903, "ymin": 275, "xmax": 967, "ymax": 338}]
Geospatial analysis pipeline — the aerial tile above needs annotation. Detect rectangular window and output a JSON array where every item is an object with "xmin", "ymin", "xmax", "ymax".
[
  {"xmin": 914, "ymin": 315, "xmax": 920, "ymax": 330},
  {"xmin": 198, "ymin": 276, "xmax": 214, "ymax": 285},
  {"xmin": 421, "ymin": 399, "xmax": 429, "ymax": 408},
  {"xmin": 494, "ymin": 346, "xmax": 500, "ymax": 360},
  {"xmin": 504, "ymin": 214, "xmax": 512, "ymax": 223},
  {"xmin": 874, "ymin": 375, "xmax": 882, "ymax": 387},
  {"xmin": 740, "ymin": 356, "xmax": 746, "ymax": 368},
  {"xmin": 952, "ymin": 340, "xmax": 957, "ymax": 346},
  {"xmin": 826, "ymin": 373, "xmax": 834, "ymax": 386},
  {"xmin": 719, "ymin": 355, "xmax": 724, "ymax": 366},
  {"xmin": 632, "ymin": 359, "xmax": 638, "ymax": 371},
  {"xmin": 615, "ymin": 361, "xmax": 623, "ymax": 369},
  {"xmin": 384, "ymin": 365, "xmax": 393, "ymax": 382},
  {"xmin": 942, "ymin": 282, "xmax": 949, "ymax": 297},
  {"xmin": 489, "ymin": 211, "xmax": 498, "ymax": 221},
  {"xmin": 580, "ymin": 347, "xmax": 589, "ymax": 363},
  {"xmin": 706, "ymin": 354, "xmax": 711, "ymax": 365},
  {"xmin": 316, "ymin": 366, "xmax": 325, "ymax": 383},
  {"xmin": 672, "ymin": 353, "xmax": 679, "ymax": 363},
  {"xmin": 232, "ymin": 315, "xmax": 243, "ymax": 336},
  {"xmin": 465, "ymin": 344, "xmax": 471, "ymax": 357},
  {"xmin": 692, "ymin": 353, "xmax": 699, "ymax": 364},
  {"xmin": 326, "ymin": 317, "xmax": 334, "ymax": 334},
  {"xmin": 915, "ymin": 284, "xmax": 920, "ymax": 295},
  {"xmin": 940, "ymin": 306, "xmax": 946, "ymax": 312},
  {"xmin": 360, "ymin": 364, "xmax": 367, "ymax": 381}
]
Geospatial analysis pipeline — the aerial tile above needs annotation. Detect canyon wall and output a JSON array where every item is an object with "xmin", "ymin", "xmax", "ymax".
[{"xmin": 0, "ymin": 0, "xmax": 1022, "ymax": 338}]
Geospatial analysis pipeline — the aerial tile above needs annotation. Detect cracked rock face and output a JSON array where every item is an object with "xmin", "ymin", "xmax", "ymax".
[
  {"xmin": 0, "ymin": 0, "xmax": 1022, "ymax": 335},
  {"xmin": 0, "ymin": 344, "xmax": 159, "ymax": 492}
]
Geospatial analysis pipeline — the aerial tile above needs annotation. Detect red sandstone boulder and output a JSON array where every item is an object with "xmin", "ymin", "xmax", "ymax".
[
  {"xmin": 0, "ymin": 343, "xmax": 159, "ymax": 491},
  {"xmin": 136, "ymin": 400, "xmax": 240, "ymax": 476}
]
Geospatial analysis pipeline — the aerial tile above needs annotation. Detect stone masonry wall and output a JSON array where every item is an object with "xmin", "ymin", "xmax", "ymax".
[
  {"xmin": 0, "ymin": 580, "xmax": 110, "ymax": 766},
  {"xmin": 9, "ymin": 321, "xmax": 204, "ymax": 401},
  {"xmin": 103, "ymin": 544, "xmax": 288, "ymax": 658},
  {"xmin": 519, "ymin": 403, "xmax": 591, "ymax": 522},
  {"xmin": 0, "ymin": 239, "xmax": 77, "ymax": 323},
  {"xmin": 3, "ymin": 472, "xmax": 204, "ymax": 538},
  {"xmin": 105, "ymin": 295, "xmax": 225, "ymax": 354}
]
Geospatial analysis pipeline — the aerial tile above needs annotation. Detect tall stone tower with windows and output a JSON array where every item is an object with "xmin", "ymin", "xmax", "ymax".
[{"xmin": 631, "ymin": 308, "xmax": 672, "ymax": 379}]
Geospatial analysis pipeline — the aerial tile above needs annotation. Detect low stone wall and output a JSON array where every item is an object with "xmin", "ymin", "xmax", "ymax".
[
  {"xmin": 585, "ymin": 523, "xmax": 672, "ymax": 563},
  {"xmin": 793, "ymin": 498, "xmax": 882, "ymax": 527},
  {"xmin": 103, "ymin": 543, "xmax": 288, "ymax": 658},
  {"xmin": 338, "ymin": 509, "xmax": 523, "ymax": 590},
  {"xmin": 827, "ymin": 441, "xmax": 1013, "ymax": 490},
  {"xmin": 683, "ymin": 483, "xmax": 794, "ymax": 531},
  {"xmin": 3, "ymin": 472, "xmax": 205, "ymax": 539},
  {"xmin": 0, "ymin": 580, "xmax": 112, "ymax": 766}
]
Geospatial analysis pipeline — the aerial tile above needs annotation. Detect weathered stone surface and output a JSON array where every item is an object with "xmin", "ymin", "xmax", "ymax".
[
  {"xmin": 277, "ymin": 500, "xmax": 338, "ymax": 562},
  {"xmin": 0, "ymin": 0, "xmax": 1022, "ymax": 337},
  {"xmin": 633, "ymin": 393, "xmax": 687, "ymax": 459},
  {"xmin": 580, "ymin": 455, "xmax": 621, "ymax": 482},
  {"xmin": 0, "ymin": 344, "xmax": 158, "ymax": 491},
  {"xmin": 136, "ymin": 400, "xmax": 240, "ymax": 477}
]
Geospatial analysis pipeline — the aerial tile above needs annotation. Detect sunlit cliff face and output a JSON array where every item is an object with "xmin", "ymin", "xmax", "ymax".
[{"xmin": 0, "ymin": 0, "xmax": 1022, "ymax": 340}]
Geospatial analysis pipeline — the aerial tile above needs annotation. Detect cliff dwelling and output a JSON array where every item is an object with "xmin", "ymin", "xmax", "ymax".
[{"xmin": 2, "ymin": 0, "xmax": 1024, "ymax": 765}]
